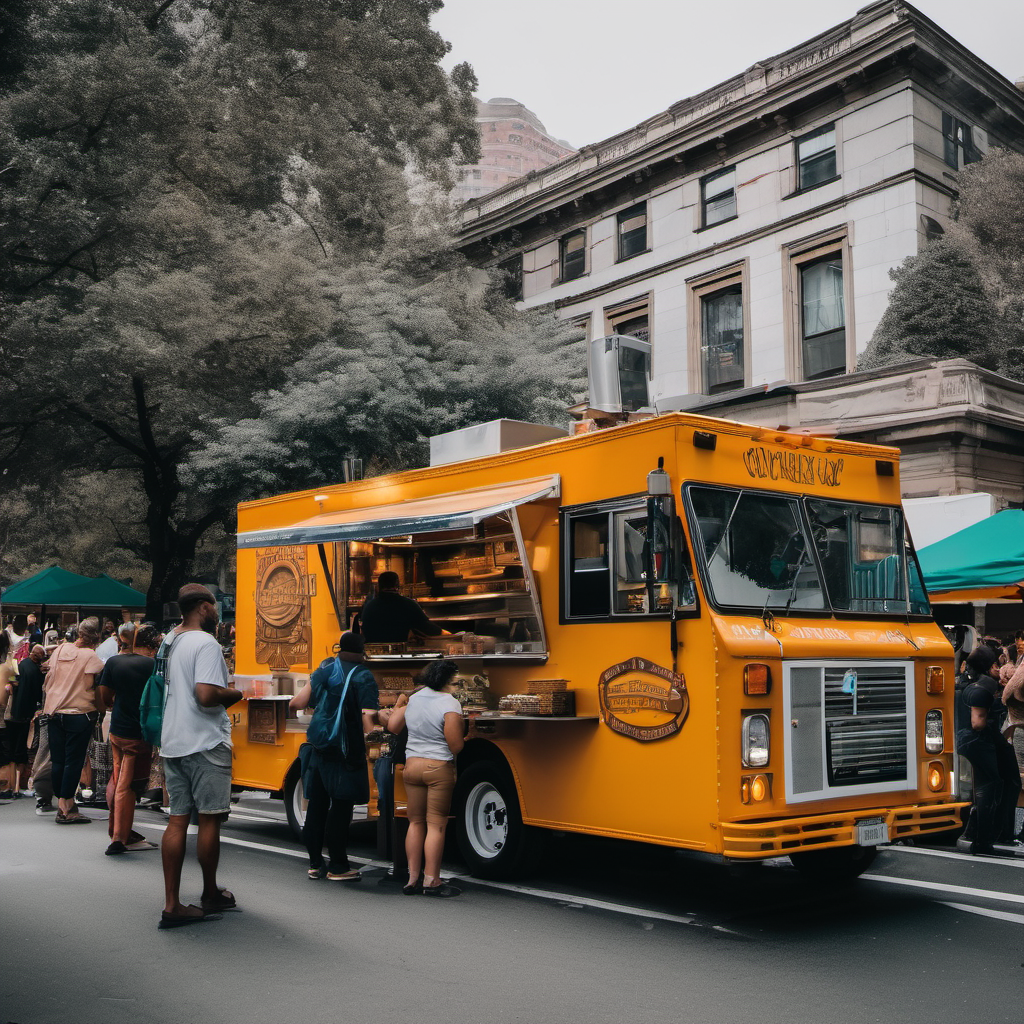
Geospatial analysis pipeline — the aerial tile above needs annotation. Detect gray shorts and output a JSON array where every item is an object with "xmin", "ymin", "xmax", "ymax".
[{"xmin": 164, "ymin": 742, "xmax": 232, "ymax": 817}]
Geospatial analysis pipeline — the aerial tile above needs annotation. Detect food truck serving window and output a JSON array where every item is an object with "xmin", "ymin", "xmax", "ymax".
[{"xmin": 562, "ymin": 498, "xmax": 696, "ymax": 621}]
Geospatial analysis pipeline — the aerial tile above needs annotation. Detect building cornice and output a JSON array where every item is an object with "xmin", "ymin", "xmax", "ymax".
[{"xmin": 456, "ymin": 1, "xmax": 1024, "ymax": 249}]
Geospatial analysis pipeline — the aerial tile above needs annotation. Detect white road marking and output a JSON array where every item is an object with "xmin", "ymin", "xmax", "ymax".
[
  {"xmin": 883, "ymin": 844, "xmax": 1024, "ymax": 869},
  {"xmin": 130, "ymin": 822, "xmax": 1021, "ymax": 926},
  {"xmin": 939, "ymin": 902, "xmax": 1024, "ymax": 925},
  {"xmin": 131, "ymin": 822, "xmax": 726, "ymax": 929},
  {"xmin": 861, "ymin": 873, "xmax": 1024, "ymax": 906}
]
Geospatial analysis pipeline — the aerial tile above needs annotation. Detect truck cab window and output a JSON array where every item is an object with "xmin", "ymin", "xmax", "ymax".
[{"xmin": 564, "ymin": 499, "xmax": 696, "ymax": 621}]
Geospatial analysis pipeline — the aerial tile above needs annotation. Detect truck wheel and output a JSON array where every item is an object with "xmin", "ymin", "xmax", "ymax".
[
  {"xmin": 454, "ymin": 760, "xmax": 542, "ymax": 880},
  {"xmin": 789, "ymin": 845, "xmax": 877, "ymax": 881},
  {"xmin": 283, "ymin": 761, "xmax": 306, "ymax": 842}
]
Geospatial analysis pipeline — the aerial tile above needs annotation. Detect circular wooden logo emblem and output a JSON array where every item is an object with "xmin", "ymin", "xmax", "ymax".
[
  {"xmin": 598, "ymin": 656, "xmax": 688, "ymax": 742},
  {"xmin": 256, "ymin": 559, "xmax": 304, "ymax": 629}
]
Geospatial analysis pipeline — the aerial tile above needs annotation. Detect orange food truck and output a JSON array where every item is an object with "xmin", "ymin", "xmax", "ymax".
[{"xmin": 230, "ymin": 412, "xmax": 964, "ymax": 880}]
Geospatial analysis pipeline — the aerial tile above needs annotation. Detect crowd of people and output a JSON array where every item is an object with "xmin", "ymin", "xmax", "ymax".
[
  {"xmin": 0, "ymin": 581, "xmax": 468, "ymax": 929},
  {"xmin": 956, "ymin": 631, "xmax": 1024, "ymax": 855}
]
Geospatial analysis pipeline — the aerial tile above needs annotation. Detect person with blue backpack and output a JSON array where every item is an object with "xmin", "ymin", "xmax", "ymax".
[{"xmin": 290, "ymin": 632, "xmax": 380, "ymax": 881}]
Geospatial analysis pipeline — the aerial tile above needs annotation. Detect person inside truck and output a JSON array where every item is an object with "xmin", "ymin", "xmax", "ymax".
[{"xmin": 360, "ymin": 572, "xmax": 445, "ymax": 645}]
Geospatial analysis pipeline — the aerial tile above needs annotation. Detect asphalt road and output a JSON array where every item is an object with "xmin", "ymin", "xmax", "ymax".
[{"xmin": 2, "ymin": 795, "xmax": 1021, "ymax": 1024}]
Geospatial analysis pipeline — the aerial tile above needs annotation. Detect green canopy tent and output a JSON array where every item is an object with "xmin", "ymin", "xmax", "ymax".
[
  {"xmin": 917, "ymin": 509, "xmax": 1024, "ymax": 602},
  {"xmin": 1, "ymin": 565, "xmax": 146, "ymax": 611}
]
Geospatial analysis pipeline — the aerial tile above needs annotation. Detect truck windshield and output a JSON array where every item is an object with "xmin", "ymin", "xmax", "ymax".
[
  {"xmin": 687, "ymin": 487, "xmax": 931, "ymax": 616},
  {"xmin": 688, "ymin": 487, "xmax": 826, "ymax": 611},
  {"xmin": 805, "ymin": 499, "xmax": 930, "ymax": 615}
]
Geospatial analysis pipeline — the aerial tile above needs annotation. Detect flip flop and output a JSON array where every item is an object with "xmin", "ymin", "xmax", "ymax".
[
  {"xmin": 200, "ymin": 887, "xmax": 237, "ymax": 911},
  {"xmin": 159, "ymin": 906, "xmax": 222, "ymax": 930}
]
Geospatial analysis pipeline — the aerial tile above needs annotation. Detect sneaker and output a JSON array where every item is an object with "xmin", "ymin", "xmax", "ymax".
[
  {"xmin": 105, "ymin": 841, "xmax": 127, "ymax": 855},
  {"xmin": 35, "ymin": 801, "xmax": 55, "ymax": 815},
  {"xmin": 0, "ymin": 790, "xmax": 14, "ymax": 801},
  {"xmin": 18, "ymin": 788, "xmax": 34, "ymax": 798},
  {"xmin": 992, "ymin": 840, "xmax": 1024, "ymax": 856}
]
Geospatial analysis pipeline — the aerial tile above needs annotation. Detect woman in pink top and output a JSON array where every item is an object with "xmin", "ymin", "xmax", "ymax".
[{"xmin": 43, "ymin": 617, "xmax": 105, "ymax": 824}]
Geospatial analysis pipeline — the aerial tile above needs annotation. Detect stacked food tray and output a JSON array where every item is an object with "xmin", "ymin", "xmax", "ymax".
[{"xmin": 498, "ymin": 680, "xmax": 574, "ymax": 716}]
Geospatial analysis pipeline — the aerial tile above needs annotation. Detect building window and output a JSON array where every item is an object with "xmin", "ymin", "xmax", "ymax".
[
  {"xmin": 701, "ymin": 167, "xmax": 736, "ymax": 227},
  {"xmin": 605, "ymin": 296, "xmax": 651, "ymax": 343},
  {"xmin": 796, "ymin": 124, "xmax": 837, "ymax": 191},
  {"xmin": 489, "ymin": 123, "xmax": 496, "ymax": 132},
  {"xmin": 800, "ymin": 254, "xmax": 846, "ymax": 379},
  {"xmin": 508, "ymin": 134, "xmax": 522, "ymax": 145},
  {"xmin": 616, "ymin": 203, "xmax": 648, "ymax": 261},
  {"xmin": 496, "ymin": 255, "xmax": 523, "ymax": 302},
  {"xmin": 942, "ymin": 112, "xmax": 979, "ymax": 169},
  {"xmin": 560, "ymin": 229, "xmax": 587, "ymax": 282},
  {"xmin": 701, "ymin": 286, "xmax": 744, "ymax": 393}
]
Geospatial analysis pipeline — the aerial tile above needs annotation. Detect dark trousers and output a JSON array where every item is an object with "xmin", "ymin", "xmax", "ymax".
[
  {"xmin": 957, "ymin": 729, "xmax": 1022, "ymax": 849},
  {"xmin": 48, "ymin": 713, "xmax": 96, "ymax": 800},
  {"xmin": 302, "ymin": 766, "xmax": 355, "ymax": 873}
]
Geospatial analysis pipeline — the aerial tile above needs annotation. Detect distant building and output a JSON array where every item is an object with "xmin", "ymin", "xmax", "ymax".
[{"xmin": 453, "ymin": 97, "xmax": 576, "ymax": 203}]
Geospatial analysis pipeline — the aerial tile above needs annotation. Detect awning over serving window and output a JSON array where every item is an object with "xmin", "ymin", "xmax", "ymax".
[{"xmin": 237, "ymin": 475, "xmax": 560, "ymax": 549}]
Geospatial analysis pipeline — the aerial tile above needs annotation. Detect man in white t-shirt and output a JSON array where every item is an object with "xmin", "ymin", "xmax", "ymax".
[{"xmin": 158, "ymin": 584, "xmax": 242, "ymax": 929}]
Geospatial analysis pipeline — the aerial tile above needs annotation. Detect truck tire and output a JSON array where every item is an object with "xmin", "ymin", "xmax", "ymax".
[
  {"xmin": 283, "ymin": 761, "xmax": 306, "ymax": 842},
  {"xmin": 454, "ymin": 760, "xmax": 543, "ymax": 880},
  {"xmin": 788, "ymin": 844, "xmax": 877, "ymax": 881}
]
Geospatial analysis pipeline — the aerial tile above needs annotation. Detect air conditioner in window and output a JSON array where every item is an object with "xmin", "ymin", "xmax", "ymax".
[{"xmin": 588, "ymin": 334, "xmax": 652, "ymax": 414}]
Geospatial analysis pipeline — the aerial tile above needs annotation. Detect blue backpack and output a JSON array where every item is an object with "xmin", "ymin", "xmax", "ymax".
[{"xmin": 305, "ymin": 658, "xmax": 359, "ymax": 759}]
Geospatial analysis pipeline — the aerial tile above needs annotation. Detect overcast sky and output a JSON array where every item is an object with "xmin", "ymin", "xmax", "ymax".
[{"xmin": 431, "ymin": 0, "xmax": 1024, "ymax": 149}]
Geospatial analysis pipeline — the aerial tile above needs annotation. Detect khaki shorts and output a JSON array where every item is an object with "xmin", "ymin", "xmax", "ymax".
[
  {"xmin": 403, "ymin": 757, "xmax": 455, "ymax": 828},
  {"xmin": 164, "ymin": 742, "xmax": 232, "ymax": 817}
]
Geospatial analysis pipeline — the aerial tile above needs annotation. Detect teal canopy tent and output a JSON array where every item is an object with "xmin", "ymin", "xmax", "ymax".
[
  {"xmin": 1, "ymin": 565, "xmax": 146, "ymax": 608},
  {"xmin": 917, "ymin": 509, "xmax": 1024, "ymax": 599}
]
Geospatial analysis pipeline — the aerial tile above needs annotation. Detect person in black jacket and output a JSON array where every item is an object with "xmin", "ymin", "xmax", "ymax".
[
  {"xmin": 289, "ymin": 632, "xmax": 380, "ymax": 881},
  {"xmin": 957, "ymin": 646, "xmax": 1022, "ymax": 856},
  {"xmin": 360, "ymin": 572, "xmax": 443, "ymax": 645}
]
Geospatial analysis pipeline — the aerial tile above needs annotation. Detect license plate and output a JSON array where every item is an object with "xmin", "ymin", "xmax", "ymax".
[{"xmin": 855, "ymin": 819, "xmax": 888, "ymax": 846}]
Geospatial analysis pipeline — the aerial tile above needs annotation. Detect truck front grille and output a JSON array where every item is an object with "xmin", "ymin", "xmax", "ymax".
[{"xmin": 787, "ymin": 662, "xmax": 913, "ymax": 803}]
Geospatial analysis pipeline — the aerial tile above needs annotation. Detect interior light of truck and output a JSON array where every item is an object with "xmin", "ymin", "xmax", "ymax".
[
  {"xmin": 926, "ymin": 666, "xmax": 944, "ymax": 694},
  {"xmin": 924, "ymin": 709, "xmax": 943, "ymax": 753},
  {"xmin": 742, "ymin": 714, "xmax": 770, "ymax": 767},
  {"xmin": 927, "ymin": 762, "xmax": 945, "ymax": 791},
  {"xmin": 741, "ymin": 773, "xmax": 771, "ymax": 804},
  {"xmin": 744, "ymin": 663, "xmax": 771, "ymax": 695}
]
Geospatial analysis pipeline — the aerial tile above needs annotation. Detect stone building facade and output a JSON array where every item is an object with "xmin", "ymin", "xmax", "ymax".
[{"xmin": 455, "ymin": 2, "xmax": 1024, "ymax": 508}]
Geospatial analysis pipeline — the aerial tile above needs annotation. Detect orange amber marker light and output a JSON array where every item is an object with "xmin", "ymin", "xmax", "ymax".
[
  {"xmin": 750, "ymin": 774, "xmax": 770, "ymax": 802},
  {"xmin": 927, "ymin": 762, "xmax": 945, "ymax": 791},
  {"xmin": 744, "ymin": 664, "xmax": 771, "ymax": 695},
  {"xmin": 926, "ymin": 666, "xmax": 944, "ymax": 694},
  {"xmin": 741, "ymin": 774, "xmax": 771, "ymax": 803}
]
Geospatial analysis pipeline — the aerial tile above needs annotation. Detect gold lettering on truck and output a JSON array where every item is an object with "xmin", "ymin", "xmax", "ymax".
[{"xmin": 598, "ymin": 657, "xmax": 688, "ymax": 742}]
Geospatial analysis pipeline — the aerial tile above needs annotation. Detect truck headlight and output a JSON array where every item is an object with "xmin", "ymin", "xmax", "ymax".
[
  {"xmin": 924, "ymin": 709, "xmax": 943, "ymax": 754},
  {"xmin": 742, "ymin": 714, "xmax": 770, "ymax": 767}
]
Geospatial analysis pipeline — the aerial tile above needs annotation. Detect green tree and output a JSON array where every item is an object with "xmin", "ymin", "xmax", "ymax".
[
  {"xmin": 858, "ymin": 239, "xmax": 1002, "ymax": 371},
  {"xmin": 0, "ymin": 1, "xmax": 479, "ymax": 617},
  {"xmin": 860, "ymin": 148, "xmax": 1024, "ymax": 378},
  {"xmin": 188, "ymin": 255, "xmax": 586, "ymax": 500}
]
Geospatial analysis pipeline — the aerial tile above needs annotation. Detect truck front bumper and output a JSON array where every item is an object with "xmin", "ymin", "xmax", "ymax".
[{"xmin": 720, "ymin": 801, "xmax": 967, "ymax": 859}]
